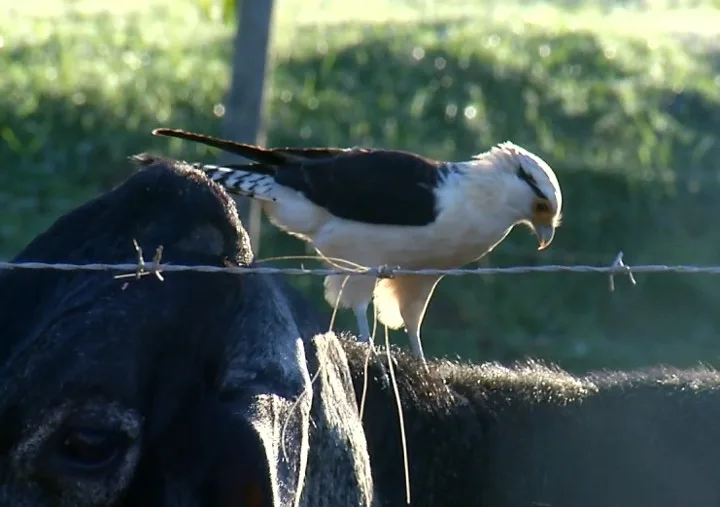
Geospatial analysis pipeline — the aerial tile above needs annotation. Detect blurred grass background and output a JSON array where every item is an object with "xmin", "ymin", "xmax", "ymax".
[{"xmin": 2, "ymin": 0, "xmax": 720, "ymax": 372}]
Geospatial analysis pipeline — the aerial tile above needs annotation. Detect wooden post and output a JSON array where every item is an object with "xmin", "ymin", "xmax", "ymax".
[{"xmin": 219, "ymin": 0, "xmax": 276, "ymax": 254}]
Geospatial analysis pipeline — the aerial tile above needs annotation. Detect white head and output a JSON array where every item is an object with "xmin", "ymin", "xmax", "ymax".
[{"xmin": 466, "ymin": 141, "xmax": 563, "ymax": 250}]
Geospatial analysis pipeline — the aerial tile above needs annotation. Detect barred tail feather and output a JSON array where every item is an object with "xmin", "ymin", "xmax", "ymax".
[{"xmin": 195, "ymin": 164, "xmax": 277, "ymax": 202}]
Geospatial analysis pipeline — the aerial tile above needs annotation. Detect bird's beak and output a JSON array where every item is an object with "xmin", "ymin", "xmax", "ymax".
[{"xmin": 533, "ymin": 224, "xmax": 555, "ymax": 251}]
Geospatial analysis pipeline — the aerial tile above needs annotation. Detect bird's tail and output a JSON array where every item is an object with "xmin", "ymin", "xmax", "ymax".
[
  {"xmin": 153, "ymin": 128, "xmax": 287, "ymax": 165},
  {"xmin": 152, "ymin": 127, "xmax": 354, "ymax": 164},
  {"xmin": 191, "ymin": 163, "xmax": 277, "ymax": 202}
]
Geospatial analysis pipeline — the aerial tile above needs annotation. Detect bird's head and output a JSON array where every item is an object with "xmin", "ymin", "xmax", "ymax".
[{"xmin": 469, "ymin": 142, "xmax": 563, "ymax": 250}]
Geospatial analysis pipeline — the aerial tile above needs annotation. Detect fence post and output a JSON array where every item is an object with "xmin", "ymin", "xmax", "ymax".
[{"xmin": 219, "ymin": 0, "xmax": 277, "ymax": 254}]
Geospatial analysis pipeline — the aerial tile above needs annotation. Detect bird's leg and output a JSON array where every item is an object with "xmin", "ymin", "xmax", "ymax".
[
  {"xmin": 406, "ymin": 328, "xmax": 428, "ymax": 367},
  {"xmin": 354, "ymin": 302, "xmax": 385, "ymax": 367},
  {"xmin": 354, "ymin": 303, "xmax": 391, "ymax": 388},
  {"xmin": 353, "ymin": 304, "xmax": 372, "ymax": 344},
  {"xmin": 323, "ymin": 275, "xmax": 388, "ymax": 386},
  {"xmin": 395, "ymin": 275, "xmax": 444, "ymax": 369}
]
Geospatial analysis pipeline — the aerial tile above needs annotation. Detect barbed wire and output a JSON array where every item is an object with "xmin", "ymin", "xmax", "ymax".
[{"xmin": 10, "ymin": 245, "xmax": 720, "ymax": 293}]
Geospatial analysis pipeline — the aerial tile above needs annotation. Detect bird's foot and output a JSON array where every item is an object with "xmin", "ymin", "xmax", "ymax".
[{"xmin": 366, "ymin": 340, "xmax": 391, "ymax": 389}]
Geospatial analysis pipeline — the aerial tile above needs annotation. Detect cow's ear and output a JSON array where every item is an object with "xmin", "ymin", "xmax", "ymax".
[
  {"xmin": 132, "ymin": 218, "xmax": 240, "ymax": 266},
  {"xmin": 173, "ymin": 222, "xmax": 227, "ymax": 259},
  {"xmin": 128, "ymin": 157, "xmax": 254, "ymax": 265}
]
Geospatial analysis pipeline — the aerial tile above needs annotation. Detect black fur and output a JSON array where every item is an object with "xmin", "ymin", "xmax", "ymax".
[
  {"xmin": 342, "ymin": 337, "xmax": 720, "ymax": 507},
  {"xmin": 153, "ymin": 128, "xmax": 455, "ymax": 226},
  {"xmin": 0, "ymin": 157, "xmax": 369, "ymax": 506}
]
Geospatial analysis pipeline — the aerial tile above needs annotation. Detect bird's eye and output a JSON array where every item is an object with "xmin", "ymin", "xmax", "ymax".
[
  {"xmin": 533, "ymin": 201, "xmax": 551, "ymax": 214},
  {"xmin": 58, "ymin": 427, "xmax": 128, "ymax": 470}
]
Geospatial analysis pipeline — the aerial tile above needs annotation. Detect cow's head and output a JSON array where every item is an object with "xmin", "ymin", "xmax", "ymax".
[{"xmin": 0, "ymin": 155, "xmax": 373, "ymax": 506}]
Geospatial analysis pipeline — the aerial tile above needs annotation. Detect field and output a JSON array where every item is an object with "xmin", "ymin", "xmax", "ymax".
[{"xmin": 3, "ymin": 0, "xmax": 720, "ymax": 372}]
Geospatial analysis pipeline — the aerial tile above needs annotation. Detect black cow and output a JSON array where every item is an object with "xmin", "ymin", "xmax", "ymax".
[
  {"xmin": 0, "ymin": 156, "xmax": 374, "ymax": 506},
  {"xmin": 343, "ymin": 338, "xmax": 720, "ymax": 507}
]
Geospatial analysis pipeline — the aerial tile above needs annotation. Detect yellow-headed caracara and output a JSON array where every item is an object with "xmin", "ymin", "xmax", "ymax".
[{"xmin": 151, "ymin": 128, "xmax": 563, "ymax": 364}]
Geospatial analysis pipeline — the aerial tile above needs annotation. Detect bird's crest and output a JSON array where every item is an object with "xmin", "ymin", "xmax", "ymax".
[{"xmin": 471, "ymin": 141, "xmax": 563, "ymax": 227}]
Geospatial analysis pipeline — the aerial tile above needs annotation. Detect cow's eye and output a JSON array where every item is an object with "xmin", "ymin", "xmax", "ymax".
[{"xmin": 58, "ymin": 427, "xmax": 128, "ymax": 470}]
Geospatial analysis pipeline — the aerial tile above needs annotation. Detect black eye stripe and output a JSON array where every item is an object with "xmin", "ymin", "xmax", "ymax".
[{"xmin": 516, "ymin": 166, "xmax": 548, "ymax": 201}]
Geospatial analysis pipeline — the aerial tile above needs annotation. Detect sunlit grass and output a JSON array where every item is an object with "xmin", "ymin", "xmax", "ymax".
[
  {"xmin": 3, "ymin": 0, "xmax": 720, "ymax": 371},
  {"xmin": 6, "ymin": 0, "xmax": 720, "ymax": 39}
]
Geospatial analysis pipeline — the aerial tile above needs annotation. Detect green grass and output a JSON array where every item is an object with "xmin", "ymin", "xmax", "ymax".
[{"xmin": 3, "ymin": 0, "xmax": 720, "ymax": 372}]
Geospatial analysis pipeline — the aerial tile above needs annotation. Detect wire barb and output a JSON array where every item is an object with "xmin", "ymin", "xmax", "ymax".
[
  {"xmin": 608, "ymin": 251, "xmax": 637, "ymax": 292},
  {"xmin": 150, "ymin": 245, "xmax": 165, "ymax": 281},
  {"xmin": 376, "ymin": 264, "xmax": 397, "ymax": 279},
  {"xmin": 114, "ymin": 240, "xmax": 165, "ymax": 282}
]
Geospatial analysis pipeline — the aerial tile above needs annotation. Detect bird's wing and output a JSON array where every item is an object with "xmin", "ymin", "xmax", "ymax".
[
  {"xmin": 153, "ymin": 128, "xmax": 451, "ymax": 227},
  {"xmin": 272, "ymin": 149, "xmax": 449, "ymax": 226}
]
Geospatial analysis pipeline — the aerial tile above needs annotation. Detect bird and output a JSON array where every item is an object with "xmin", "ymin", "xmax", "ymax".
[{"xmin": 151, "ymin": 127, "xmax": 563, "ymax": 365}]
